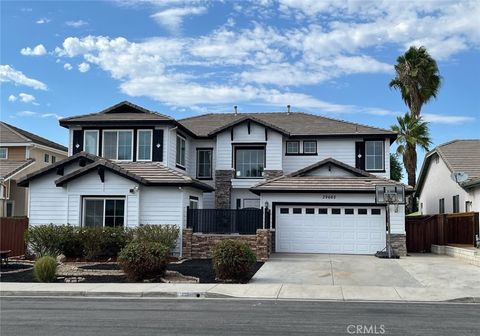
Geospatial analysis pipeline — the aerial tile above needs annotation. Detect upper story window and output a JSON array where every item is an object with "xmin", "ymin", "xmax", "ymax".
[
  {"xmin": 196, "ymin": 148, "xmax": 212, "ymax": 179},
  {"xmin": 103, "ymin": 130, "xmax": 133, "ymax": 161},
  {"xmin": 51, "ymin": 156, "xmax": 56, "ymax": 164},
  {"xmin": 365, "ymin": 140, "xmax": 384, "ymax": 171},
  {"xmin": 84, "ymin": 130, "xmax": 99, "ymax": 155},
  {"xmin": 44, "ymin": 153, "xmax": 50, "ymax": 163},
  {"xmin": 137, "ymin": 130, "xmax": 152, "ymax": 161},
  {"xmin": 439, "ymin": 198, "xmax": 445, "ymax": 214},
  {"xmin": 453, "ymin": 195, "xmax": 460, "ymax": 213},
  {"xmin": 0, "ymin": 148, "xmax": 7, "ymax": 159},
  {"xmin": 176, "ymin": 134, "xmax": 186, "ymax": 168},
  {"xmin": 286, "ymin": 141, "xmax": 299, "ymax": 154},
  {"xmin": 303, "ymin": 141, "xmax": 317, "ymax": 154},
  {"xmin": 235, "ymin": 146, "xmax": 265, "ymax": 178}
]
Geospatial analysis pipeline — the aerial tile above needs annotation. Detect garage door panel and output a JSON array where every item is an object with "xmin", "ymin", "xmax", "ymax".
[{"xmin": 276, "ymin": 205, "xmax": 386, "ymax": 255}]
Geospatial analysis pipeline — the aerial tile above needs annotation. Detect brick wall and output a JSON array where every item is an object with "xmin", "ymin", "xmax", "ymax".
[{"xmin": 182, "ymin": 228, "xmax": 271, "ymax": 261}]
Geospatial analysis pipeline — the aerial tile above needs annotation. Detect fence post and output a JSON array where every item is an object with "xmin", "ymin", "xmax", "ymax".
[{"xmin": 438, "ymin": 214, "xmax": 445, "ymax": 245}]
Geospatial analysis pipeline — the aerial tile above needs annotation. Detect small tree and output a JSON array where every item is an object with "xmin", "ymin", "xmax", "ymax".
[{"xmin": 390, "ymin": 153, "xmax": 403, "ymax": 182}]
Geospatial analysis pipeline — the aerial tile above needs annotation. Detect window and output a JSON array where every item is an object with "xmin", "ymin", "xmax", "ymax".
[
  {"xmin": 0, "ymin": 148, "xmax": 7, "ymax": 159},
  {"xmin": 305, "ymin": 208, "xmax": 315, "ymax": 214},
  {"xmin": 292, "ymin": 208, "xmax": 302, "ymax": 214},
  {"xmin": 103, "ymin": 130, "xmax": 133, "ymax": 161},
  {"xmin": 365, "ymin": 140, "xmax": 384, "ymax": 171},
  {"xmin": 280, "ymin": 208, "xmax": 289, "ymax": 214},
  {"xmin": 345, "ymin": 208, "xmax": 354, "ymax": 215},
  {"xmin": 137, "ymin": 130, "xmax": 152, "ymax": 161},
  {"xmin": 6, "ymin": 201, "xmax": 14, "ymax": 217},
  {"xmin": 176, "ymin": 134, "xmax": 186, "ymax": 167},
  {"xmin": 235, "ymin": 147, "xmax": 265, "ymax": 178},
  {"xmin": 439, "ymin": 198, "xmax": 445, "ymax": 214},
  {"xmin": 196, "ymin": 148, "xmax": 212, "ymax": 179},
  {"xmin": 243, "ymin": 199, "xmax": 260, "ymax": 208},
  {"xmin": 44, "ymin": 154, "xmax": 50, "ymax": 163},
  {"xmin": 189, "ymin": 196, "xmax": 199, "ymax": 209},
  {"xmin": 83, "ymin": 198, "xmax": 125, "ymax": 227},
  {"xmin": 453, "ymin": 195, "xmax": 460, "ymax": 213},
  {"xmin": 466, "ymin": 201, "xmax": 472, "ymax": 212},
  {"xmin": 318, "ymin": 208, "xmax": 328, "ymax": 214},
  {"xmin": 371, "ymin": 209, "xmax": 381, "ymax": 215},
  {"xmin": 286, "ymin": 141, "xmax": 299, "ymax": 154},
  {"xmin": 51, "ymin": 156, "xmax": 56, "ymax": 164},
  {"xmin": 84, "ymin": 130, "xmax": 99, "ymax": 155},
  {"xmin": 303, "ymin": 141, "xmax": 317, "ymax": 154},
  {"xmin": 358, "ymin": 209, "xmax": 368, "ymax": 215},
  {"xmin": 332, "ymin": 208, "xmax": 341, "ymax": 214}
]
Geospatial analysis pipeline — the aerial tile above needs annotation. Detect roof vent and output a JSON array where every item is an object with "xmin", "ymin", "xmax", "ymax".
[
  {"xmin": 287, "ymin": 104, "xmax": 291, "ymax": 114},
  {"xmin": 234, "ymin": 105, "xmax": 238, "ymax": 114}
]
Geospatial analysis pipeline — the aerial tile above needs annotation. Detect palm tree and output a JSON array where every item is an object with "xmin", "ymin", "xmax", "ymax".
[
  {"xmin": 389, "ymin": 46, "xmax": 442, "ymax": 117},
  {"xmin": 391, "ymin": 113, "xmax": 432, "ymax": 188}
]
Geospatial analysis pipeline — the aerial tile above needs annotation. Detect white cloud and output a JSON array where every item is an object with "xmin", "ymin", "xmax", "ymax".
[
  {"xmin": 36, "ymin": 18, "xmax": 50, "ymax": 24},
  {"xmin": 41, "ymin": 113, "xmax": 64, "ymax": 120},
  {"xmin": 66, "ymin": 20, "xmax": 88, "ymax": 28},
  {"xmin": 20, "ymin": 44, "xmax": 47, "ymax": 56},
  {"xmin": 423, "ymin": 113, "xmax": 475, "ymax": 124},
  {"xmin": 78, "ymin": 62, "xmax": 90, "ymax": 72},
  {"xmin": 18, "ymin": 93, "xmax": 36, "ymax": 103},
  {"xmin": 64, "ymin": 63, "xmax": 73, "ymax": 70},
  {"xmin": 0, "ymin": 65, "xmax": 47, "ymax": 90},
  {"xmin": 151, "ymin": 6, "xmax": 207, "ymax": 33},
  {"xmin": 17, "ymin": 111, "xmax": 37, "ymax": 117},
  {"xmin": 8, "ymin": 95, "xmax": 17, "ymax": 102}
]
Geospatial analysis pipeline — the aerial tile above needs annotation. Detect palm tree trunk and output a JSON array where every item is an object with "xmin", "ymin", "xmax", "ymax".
[{"xmin": 403, "ymin": 144, "xmax": 418, "ymax": 213}]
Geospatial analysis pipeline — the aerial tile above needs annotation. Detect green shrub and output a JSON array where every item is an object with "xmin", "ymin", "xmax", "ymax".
[
  {"xmin": 33, "ymin": 256, "xmax": 57, "ymax": 282},
  {"xmin": 134, "ymin": 225, "xmax": 179, "ymax": 250},
  {"xmin": 212, "ymin": 240, "xmax": 256, "ymax": 283},
  {"xmin": 25, "ymin": 225, "xmax": 76, "ymax": 258},
  {"xmin": 80, "ymin": 227, "xmax": 132, "ymax": 260},
  {"xmin": 118, "ymin": 242, "xmax": 170, "ymax": 281}
]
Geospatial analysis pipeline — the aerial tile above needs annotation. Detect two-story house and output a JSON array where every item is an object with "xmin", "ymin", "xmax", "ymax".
[
  {"xmin": 0, "ymin": 122, "xmax": 67, "ymax": 217},
  {"xmin": 19, "ymin": 101, "xmax": 409, "ymax": 256}
]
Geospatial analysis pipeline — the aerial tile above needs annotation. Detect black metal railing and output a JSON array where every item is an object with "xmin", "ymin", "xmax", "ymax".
[{"xmin": 187, "ymin": 208, "xmax": 266, "ymax": 234}]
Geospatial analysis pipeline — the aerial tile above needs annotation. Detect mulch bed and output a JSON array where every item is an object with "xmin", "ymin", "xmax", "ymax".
[{"xmin": 0, "ymin": 259, "xmax": 263, "ymax": 283}]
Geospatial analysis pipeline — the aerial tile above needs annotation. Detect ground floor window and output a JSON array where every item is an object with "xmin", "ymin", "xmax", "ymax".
[
  {"xmin": 83, "ymin": 197, "xmax": 125, "ymax": 227},
  {"xmin": 6, "ymin": 201, "xmax": 14, "ymax": 217},
  {"xmin": 189, "ymin": 196, "xmax": 199, "ymax": 209}
]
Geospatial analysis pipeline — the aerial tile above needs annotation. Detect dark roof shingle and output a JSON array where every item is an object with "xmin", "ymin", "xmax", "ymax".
[
  {"xmin": 0, "ymin": 122, "xmax": 67, "ymax": 152},
  {"xmin": 0, "ymin": 159, "xmax": 35, "ymax": 180}
]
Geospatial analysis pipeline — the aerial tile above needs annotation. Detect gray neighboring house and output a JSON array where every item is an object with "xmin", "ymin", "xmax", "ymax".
[
  {"xmin": 19, "ymin": 101, "xmax": 410, "ymax": 256},
  {"xmin": 0, "ymin": 122, "xmax": 67, "ymax": 217},
  {"xmin": 417, "ymin": 139, "xmax": 480, "ymax": 214}
]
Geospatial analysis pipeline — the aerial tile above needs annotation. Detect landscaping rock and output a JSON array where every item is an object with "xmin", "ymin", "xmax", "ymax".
[{"xmin": 57, "ymin": 254, "xmax": 66, "ymax": 263}]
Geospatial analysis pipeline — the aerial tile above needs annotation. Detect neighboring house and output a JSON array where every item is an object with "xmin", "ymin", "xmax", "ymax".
[
  {"xmin": 417, "ymin": 139, "xmax": 480, "ymax": 215},
  {"xmin": 0, "ymin": 122, "xmax": 67, "ymax": 217},
  {"xmin": 19, "ymin": 101, "xmax": 410, "ymax": 256}
]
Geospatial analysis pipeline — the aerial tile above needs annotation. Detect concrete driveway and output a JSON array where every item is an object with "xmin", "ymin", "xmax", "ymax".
[{"xmin": 250, "ymin": 253, "xmax": 480, "ymax": 289}]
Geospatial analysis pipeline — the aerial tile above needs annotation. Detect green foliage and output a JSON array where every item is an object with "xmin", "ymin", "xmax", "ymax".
[
  {"xmin": 80, "ymin": 227, "xmax": 133, "ymax": 260},
  {"xmin": 25, "ymin": 225, "xmax": 77, "ymax": 258},
  {"xmin": 33, "ymin": 256, "xmax": 57, "ymax": 282},
  {"xmin": 133, "ymin": 225, "xmax": 179, "ymax": 250},
  {"xmin": 118, "ymin": 242, "xmax": 170, "ymax": 281},
  {"xmin": 390, "ymin": 153, "xmax": 404, "ymax": 182},
  {"xmin": 212, "ymin": 240, "xmax": 256, "ymax": 283}
]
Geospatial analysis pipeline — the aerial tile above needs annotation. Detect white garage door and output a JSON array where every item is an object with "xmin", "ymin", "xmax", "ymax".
[{"xmin": 276, "ymin": 205, "xmax": 386, "ymax": 254}]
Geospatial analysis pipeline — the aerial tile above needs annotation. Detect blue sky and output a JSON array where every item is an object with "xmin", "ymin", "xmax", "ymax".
[{"xmin": 1, "ymin": 0, "xmax": 479, "ymax": 156}]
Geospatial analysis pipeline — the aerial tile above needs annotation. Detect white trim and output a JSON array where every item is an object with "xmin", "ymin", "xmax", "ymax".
[
  {"xmin": 82, "ymin": 197, "xmax": 126, "ymax": 227},
  {"xmin": 3, "ymin": 160, "xmax": 36, "ymax": 181},
  {"xmin": 84, "ymin": 130, "xmax": 99, "ymax": 155},
  {"xmin": 136, "ymin": 129, "xmax": 153, "ymax": 162},
  {"xmin": 176, "ymin": 133, "xmax": 186, "ymax": 167},
  {"xmin": 30, "ymin": 143, "xmax": 67, "ymax": 156},
  {"xmin": 102, "ymin": 129, "xmax": 134, "ymax": 162},
  {"xmin": 0, "ymin": 147, "xmax": 8, "ymax": 160}
]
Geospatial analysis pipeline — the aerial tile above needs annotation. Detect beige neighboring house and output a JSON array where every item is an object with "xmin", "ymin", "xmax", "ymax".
[
  {"xmin": 416, "ymin": 139, "xmax": 480, "ymax": 215},
  {"xmin": 0, "ymin": 122, "xmax": 67, "ymax": 217}
]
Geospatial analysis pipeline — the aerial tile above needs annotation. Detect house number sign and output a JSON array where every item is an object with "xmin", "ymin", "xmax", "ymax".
[{"xmin": 322, "ymin": 195, "xmax": 336, "ymax": 200}]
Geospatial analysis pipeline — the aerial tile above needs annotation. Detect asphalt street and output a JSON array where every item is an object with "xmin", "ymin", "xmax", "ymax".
[{"xmin": 1, "ymin": 297, "xmax": 479, "ymax": 336}]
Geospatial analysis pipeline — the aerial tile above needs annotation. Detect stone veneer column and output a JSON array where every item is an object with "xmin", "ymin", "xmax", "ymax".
[
  {"xmin": 256, "ymin": 229, "xmax": 272, "ymax": 262},
  {"xmin": 182, "ymin": 228, "xmax": 193, "ymax": 259},
  {"xmin": 263, "ymin": 170, "xmax": 284, "ymax": 180},
  {"xmin": 215, "ymin": 170, "xmax": 234, "ymax": 209},
  {"xmin": 390, "ymin": 234, "xmax": 407, "ymax": 256}
]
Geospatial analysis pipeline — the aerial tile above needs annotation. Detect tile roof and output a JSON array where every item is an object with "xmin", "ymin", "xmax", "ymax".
[
  {"xmin": 0, "ymin": 122, "xmax": 67, "ymax": 152},
  {"xmin": 416, "ymin": 139, "xmax": 480, "ymax": 193},
  {"xmin": 179, "ymin": 112, "xmax": 397, "ymax": 138},
  {"xmin": 59, "ymin": 101, "xmax": 174, "ymax": 126},
  {"xmin": 0, "ymin": 159, "xmax": 35, "ymax": 180}
]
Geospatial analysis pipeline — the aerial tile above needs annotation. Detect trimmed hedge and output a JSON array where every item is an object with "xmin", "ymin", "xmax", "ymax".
[
  {"xmin": 133, "ymin": 225, "xmax": 179, "ymax": 249},
  {"xmin": 118, "ymin": 242, "xmax": 170, "ymax": 281},
  {"xmin": 212, "ymin": 240, "xmax": 256, "ymax": 283}
]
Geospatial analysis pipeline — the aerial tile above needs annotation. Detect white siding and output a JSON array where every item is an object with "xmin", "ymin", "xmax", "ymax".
[
  {"xmin": 203, "ymin": 192, "xmax": 215, "ymax": 208},
  {"xmin": 29, "ymin": 172, "xmax": 68, "ymax": 225},
  {"xmin": 231, "ymin": 189, "xmax": 261, "ymax": 209},
  {"xmin": 216, "ymin": 131, "xmax": 232, "ymax": 170},
  {"xmin": 139, "ymin": 187, "xmax": 183, "ymax": 226},
  {"xmin": 418, "ymin": 155, "xmax": 471, "ymax": 214},
  {"xmin": 166, "ymin": 128, "xmax": 193, "ymax": 174}
]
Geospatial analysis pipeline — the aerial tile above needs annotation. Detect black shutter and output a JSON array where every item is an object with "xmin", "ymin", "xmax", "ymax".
[
  {"xmin": 72, "ymin": 130, "xmax": 83, "ymax": 154},
  {"xmin": 152, "ymin": 129, "xmax": 164, "ymax": 162},
  {"xmin": 355, "ymin": 141, "xmax": 365, "ymax": 170}
]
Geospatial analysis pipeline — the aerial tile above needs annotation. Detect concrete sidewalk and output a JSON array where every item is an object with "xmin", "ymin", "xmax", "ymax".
[{"xmin": 1, "ymin": 282, "xmax": 479, "ymax": 302}]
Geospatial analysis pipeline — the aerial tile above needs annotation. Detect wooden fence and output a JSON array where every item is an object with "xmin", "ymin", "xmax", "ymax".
[
  {"xmin": 406, "ymin": 212, "xmax": 479, "ymax": 253},
  {"xmin": 0, "ymin": 217, "xmax": 28, "ymax": 257}
]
